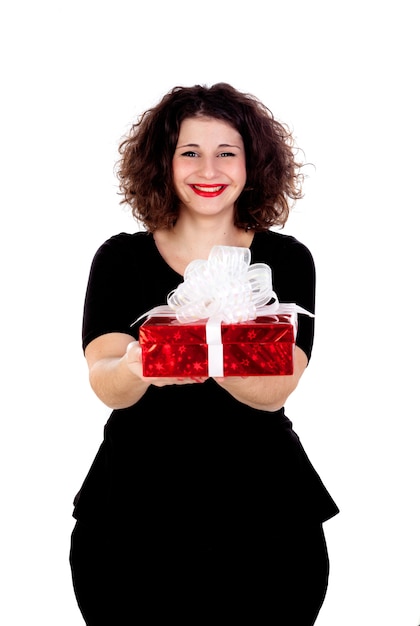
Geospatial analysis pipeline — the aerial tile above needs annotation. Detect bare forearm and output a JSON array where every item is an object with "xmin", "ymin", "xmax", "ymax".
[
  {"xmin": 89, "ymin": 354, "xmax": 150, "ymax": 410},
  {"xmin": 214, "ymin": 347, "xmax": 308, "ymax": 412},
  {"xmin": 85, "ymin": 335, "xmax": 210, "ymax": 410},
  {"xmin": 214, "ymin": 375, "xmax": 295, "ymax": 411}
]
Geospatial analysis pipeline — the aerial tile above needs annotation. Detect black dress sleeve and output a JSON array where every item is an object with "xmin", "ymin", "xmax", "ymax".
[
  {"xmin": 276, "ymin": 237, "xmax": 316, "ymax": 362},
  {"xmin": 82, "ymin": 234, "xmax": 139, "ymax": 351},
  {"xmin": 251, "ymin": 231, "xmax": 316, "ymax": 362}
]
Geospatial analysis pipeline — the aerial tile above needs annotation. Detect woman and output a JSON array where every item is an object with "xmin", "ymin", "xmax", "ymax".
[{"xmin": 70, "ymin": 83, "xmax": 339, "ymax": 625}]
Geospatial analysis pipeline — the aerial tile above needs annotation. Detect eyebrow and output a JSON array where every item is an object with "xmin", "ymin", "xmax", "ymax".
[{"xmin": 176, "ymin": 143, "xmax": 243, "ymax": 150}]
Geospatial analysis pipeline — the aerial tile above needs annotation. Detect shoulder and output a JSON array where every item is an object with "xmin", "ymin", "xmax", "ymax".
[
  {"xmin": 97, "ymin": 230, "xmax": 151, "ymax": 251},
  {"xmin": 91, "ymin": 231, "xmax": 153, "ymax": 264},
  {"xmin": 252, "ymin": 230, "xmax": 314, "ymax": 267}
]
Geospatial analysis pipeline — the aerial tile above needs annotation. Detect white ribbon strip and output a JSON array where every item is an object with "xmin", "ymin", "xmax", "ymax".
[
  {"xmin": 205, "ymin": 316, "xmax": 224, "ymax": 377},
  {"xmin": 132, "ymin": 299, "xmax": 313, "ymax": 328}
]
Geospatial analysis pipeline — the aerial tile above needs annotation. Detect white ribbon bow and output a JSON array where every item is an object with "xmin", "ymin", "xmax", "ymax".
[
  {"xmin": 167, "ymin": 245, "xmax": 277, "ymax": 323},
  {"xmin": 131, "ymin": 245, "xmax": 314, "ymax": 328}
]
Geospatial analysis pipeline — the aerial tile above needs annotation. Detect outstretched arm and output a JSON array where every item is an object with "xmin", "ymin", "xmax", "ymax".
[
  {"xmin": 84, "ymin": 332, "xmax": 208, "ymax": 410},
  {"xmin": 213, "ymin": 346, "xmax": 308, "ymax": 412}
]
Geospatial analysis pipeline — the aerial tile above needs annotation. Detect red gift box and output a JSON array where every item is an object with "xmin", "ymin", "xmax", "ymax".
[{"xmin": 139, "ymin": 314, "xmax": 295, "ymax": 377}]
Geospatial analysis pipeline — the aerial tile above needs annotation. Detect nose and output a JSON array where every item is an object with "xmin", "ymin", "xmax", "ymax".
[{"xmin": 197, "ymin": 156, "xmax": 219, "ymax": 179}]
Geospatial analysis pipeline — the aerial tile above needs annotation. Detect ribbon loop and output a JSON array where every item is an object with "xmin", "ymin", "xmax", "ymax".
[
  {"xmin": 167, "ymin": 245, "xmax": 277, "ymax": 323},
  {"xmin": 130, "ymin": 245, "xmax": 314, "ymax": 328}
]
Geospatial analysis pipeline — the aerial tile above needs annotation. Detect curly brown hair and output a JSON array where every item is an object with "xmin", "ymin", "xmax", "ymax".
[{"xmin": 117, "ymin": 83, "xmax": 305, "ymax": 232}]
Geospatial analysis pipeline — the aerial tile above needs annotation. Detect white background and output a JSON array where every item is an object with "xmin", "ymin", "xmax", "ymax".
[{"xmin": 1, "ymin": 1, "xmax": 419, "ymax": 624}]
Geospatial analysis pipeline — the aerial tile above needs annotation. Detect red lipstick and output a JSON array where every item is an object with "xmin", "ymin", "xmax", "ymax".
[{"xmin": 189, "ymin": 184, "xmax": 227, "ymax": 197}]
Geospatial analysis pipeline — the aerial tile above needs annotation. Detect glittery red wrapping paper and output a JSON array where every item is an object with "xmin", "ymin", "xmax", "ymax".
[{"xmin": 139, "ymin": 314, "xmax": 295, "ymax": 377}]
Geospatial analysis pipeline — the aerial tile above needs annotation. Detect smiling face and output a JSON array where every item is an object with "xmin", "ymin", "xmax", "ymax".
[{"xmin": 172, "ymin": 116, "xmax": 247, "ymax": 219}]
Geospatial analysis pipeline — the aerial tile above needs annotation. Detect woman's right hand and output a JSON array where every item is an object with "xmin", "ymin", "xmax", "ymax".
[{"xmin": 84, "ymin": 333, "xmax": 207, "ymax": 409}]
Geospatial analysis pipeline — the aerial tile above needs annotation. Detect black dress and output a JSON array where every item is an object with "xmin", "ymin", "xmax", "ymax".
[{"xmin": 70, "ymin": 230, "xmax": 339, "ymax": 625}]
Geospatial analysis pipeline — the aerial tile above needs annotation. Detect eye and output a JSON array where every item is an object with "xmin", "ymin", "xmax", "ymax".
[
  {"xmin": 181, "ymin": 151, "xmax": 198, "ymax": 157},
  {"xmin": 219, "ymin": 151, "xmax": 236, "ymax": 158}
]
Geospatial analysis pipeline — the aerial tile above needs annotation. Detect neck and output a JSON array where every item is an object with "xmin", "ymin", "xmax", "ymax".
[
  {"xmin": 171, "ymin": 215, "xmax": 252, "ymax": 251},
  {"xmin": 153, "ymin": 218, "xmax": 254, "ymax": 277}
]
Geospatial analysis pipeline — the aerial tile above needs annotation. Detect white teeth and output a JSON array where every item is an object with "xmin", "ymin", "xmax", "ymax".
[{"xmin": 193, "ymin": 185, "xmax": 223, "ymax": 192}]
